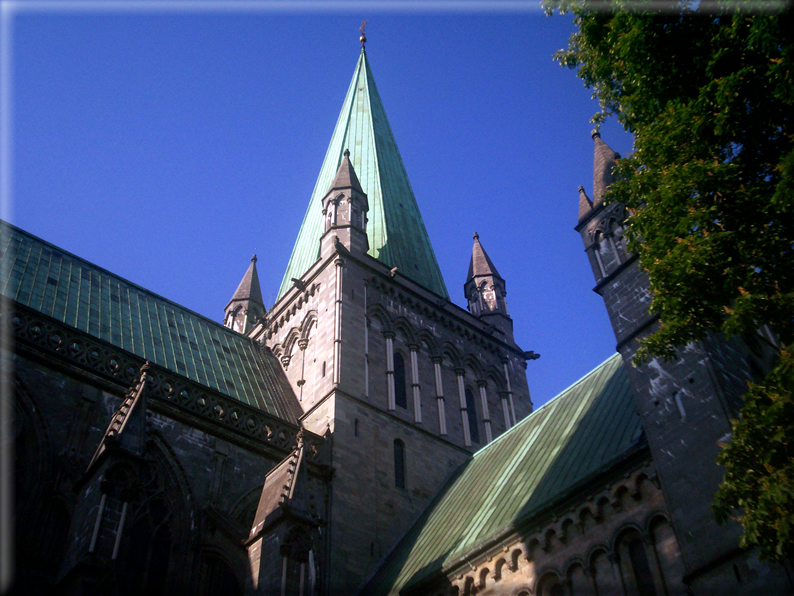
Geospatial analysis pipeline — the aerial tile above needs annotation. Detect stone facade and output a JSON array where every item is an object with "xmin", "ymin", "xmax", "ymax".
[
  {"xmin": 250, "ymin": 156, "xmax": 534, "ymax": 591},
  {"xmin": 417, "ymin": 461, "xmax": 687, "ymax": 596},
  {"xmin": 577, "ymin": 132, "xmax": 790, "ymax": 594},
  {"xmin": 10, "ymin": 302, "xmax": 330, "ymax": 595}
]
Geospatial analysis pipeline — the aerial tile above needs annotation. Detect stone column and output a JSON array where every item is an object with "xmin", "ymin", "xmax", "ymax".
[
  {"xmin": 609, "ymin": 553, "xmax": 629, "ymax": 596},
  {"xmin": 502, "ymin": 361, "xmax": 517, "ymax": 426},
  {"xmin": 562, "ymin": 577, "xmax": 573, "ymax": 596},
  {"xmin": 499, "ymin": 390, "xmax": 511, "ymax": 430},
  {"xmin": 280, "ymin": 557, "xmax": 288, "ymax": 596},
  {"xmin": 364, "ymin": 286, "xmax": 369, "ymax": 398},
  {"xmin": 409, "ymin": 344, "xmax": 422, "ymax": 424},
  {"xmin": 298, "ymin": 338, "xmax": 308, "ymax": 402},
  {"xmin": 585, "ymin": 566, "xmax": 599, "ymax": 596},
  {"xmin": 111, "ymin": 502, "xmax": 129, "ymax": 560},
  {"xmin": 477, "ymin": 380, "xmax": 493, "ymax": 443},
  {"xmin": 645, "ymin": 535, "xmax": 669, "ymax": 596},
  {"xmin": 433, "ymin": 357, "xmax": 447, "ymax": 436},
  {"xmin": 593, "ymin": 243, "xmax": 606, "ymax": 277},
  {"xmin": 333, "ymin": 258, "xmax": 343, "ymax": 386},
  {"xmin": 607, "ymin": 233, "xmax": 622, "ymax": 265},
  {"xmin": 385, "ymin": 332, "xmax": 396, "ymax": 411},
  {"xmin": 456, "ymin": 369, "xmax": 471, "ymax": 447}
]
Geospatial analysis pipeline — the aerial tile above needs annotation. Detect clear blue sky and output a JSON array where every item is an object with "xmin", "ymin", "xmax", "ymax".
[{"xmin": 7, "ymin": 4, "xmax": 634, "ymax": 408}]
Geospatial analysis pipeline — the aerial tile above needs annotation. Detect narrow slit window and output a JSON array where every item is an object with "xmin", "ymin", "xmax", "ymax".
[
  {"xmin": 465, "ymin": 388, "xmax": 480, "ymax": 444},
  {"xmin": 394, "ymin": 352, "xmax": 407, "ymax": 409},
  {"xmin": 394, "ymin": 439, "xmax": 406, "ymax": 489}
]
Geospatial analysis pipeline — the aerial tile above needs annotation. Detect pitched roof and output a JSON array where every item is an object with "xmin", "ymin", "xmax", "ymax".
[
  {"xmin": 249, "ymin": 432, "xmax": 321, "ymax": 539},
  {"xmin": 88, "ymin": 362, "xmax": 150, "ymax": 470},
  {"xmin": 227, "ymin": 254, "xmax": 264, "ymax": 309},
  {"xmin": 363, "ymin": 354, "xmax": 644, "ymax": 596},
  {"xmin": 277, "ymin": 50, "xmax": 449, "ymax": 300},
  {"xmin": 466, "ymin": 232, "xmax": 501, "ymax": 283},
  {"xmin": 1, "ymin": 221, "xmax": 301, "ymax": 422}
]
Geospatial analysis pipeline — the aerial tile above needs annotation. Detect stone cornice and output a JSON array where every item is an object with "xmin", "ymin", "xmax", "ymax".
[{"xmin": 8, "ymin": 301, "xmax": 330, "ymax": 468}]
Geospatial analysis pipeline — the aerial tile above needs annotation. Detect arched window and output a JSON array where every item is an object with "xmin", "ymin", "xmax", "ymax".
[
  {"xmin": 280, "ymin": 526, "xmax": 315, "ymax": 596},
  {"xmin": 465, "ymin": 388, "xmax": 480, "ymax": 444},
  {"xmin": 119, "ymin": 498, "xmax": 173, "ymax": 596},
  {"xmin": 592, "ymin": 231, "xmax": 606, "ymax": 277},
  {"xmin": 394, "ymin": 439, "xmax": 406, "ymax": 489},
  {"xmin": 536, "ymin": 573, "xmax": 564, "ymax": 596},
  {"xmin": 628, "ymin": 537, "xmax": 657, "ymax": 595},
  {"xmin": 199, "ymin": 553, "xmax": 242, "ymax": 596},
  {"xmin": 394, "ymin": 352, "xmax": 407, "ymax": 409},
  {"xmin": 617, "ymin": 529, "xmax": 657, "ymax": 596}
]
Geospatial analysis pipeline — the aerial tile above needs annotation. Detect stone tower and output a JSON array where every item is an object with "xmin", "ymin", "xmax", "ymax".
[
  {"xmin": 576, "ymin": 131, "xmax": 787, "ymax": 593},
  {"xmin": 246, "ymin": 48, "xmax": 535, "ymax": 593}
]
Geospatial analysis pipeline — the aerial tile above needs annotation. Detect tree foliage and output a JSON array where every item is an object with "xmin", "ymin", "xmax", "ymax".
[
  {"xmin": 714, "ymin": 345, "xmax": 794, "ymax": 561},
  {"xmin": 543, "ymin": 0, "xmax": 794, "ymax": 561}
]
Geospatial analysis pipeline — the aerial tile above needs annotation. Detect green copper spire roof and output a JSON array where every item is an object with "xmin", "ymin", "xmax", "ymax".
[{"xmin": 277, "ymin": 49, "xmax": 449, "ymax": 300}]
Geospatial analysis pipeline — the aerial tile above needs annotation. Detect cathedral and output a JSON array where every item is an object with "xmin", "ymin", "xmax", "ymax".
[{"xmin": 5, "ymin": 37, "xmax": 793, "ymax": 596}]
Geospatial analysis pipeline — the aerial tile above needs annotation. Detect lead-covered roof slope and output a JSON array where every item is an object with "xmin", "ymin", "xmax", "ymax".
[
  {"xmin": 1, "ymin": 222, "xmax": 301, "ymax": 422},
  {"xmin": 278, "ymin": 49, "xmax": 449, "ymax": 300},
  {"xmin": 363, "ymin": 353, "xmax": 644, "ymax": 596}
]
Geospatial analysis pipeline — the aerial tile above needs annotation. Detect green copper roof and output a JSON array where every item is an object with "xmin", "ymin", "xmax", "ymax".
[
  {"xmin": 277, "ymin": 50, "xmax": 449, "ymax": 300},
  {"xmin": 1, "ymin": 222, "xmax": 301, "ymax": 422},
  {"xmin": 364, "ymin": 354, "xmax": 644, "ymax": 595}
]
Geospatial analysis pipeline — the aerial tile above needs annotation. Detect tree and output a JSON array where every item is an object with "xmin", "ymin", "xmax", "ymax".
[
  {"xmin": 542, "ymin": 0, "xmax": 794, "ymax": 561},
  {"xmin": 715, "ymin": 346, "xmax": 794, "ymax": 561}
]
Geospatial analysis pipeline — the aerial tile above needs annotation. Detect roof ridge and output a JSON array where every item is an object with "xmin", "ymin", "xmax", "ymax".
[{"xmin": 1, "ymin": 220, "xmax": 255, "ymax": 341}]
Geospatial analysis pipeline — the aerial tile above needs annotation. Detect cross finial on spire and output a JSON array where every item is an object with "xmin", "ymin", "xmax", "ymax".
[
  {"xmin": 360, "ymin": 20, "xmax": 367, "ymax": 49},
  {"xmin": 473, "ymin": 232, "xmax": 479, "ymax": 240},
  {"xmin": 344, "ymin": 148, "xmax": 350, "ymax": 158},
  {"xmin": 251, "ymin": 254, "xmax": 257, "ymax": 263}
]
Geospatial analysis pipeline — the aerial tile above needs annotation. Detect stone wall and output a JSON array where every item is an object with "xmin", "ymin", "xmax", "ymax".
[
  {"xmin": 11, "ymin": 346, "xmax": 327, "ymax": 595},
  {"xmin": 578, "ymin": 200, "xmax": 792, "ymax": 594},
  {"xmin": 417, "ymin": 462, "xmax": 688, "ymax": 596},
  {"xmin": 259, "ymin": 243, "xmax": 535, "ymax": 593}
]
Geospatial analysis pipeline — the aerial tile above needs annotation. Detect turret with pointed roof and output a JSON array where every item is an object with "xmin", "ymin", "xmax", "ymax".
[
  {"xmin": 464, "ymin": 232, "xmax": 513, "ymax": 343},
  {"xmin": 224, "ymin": 255, "xmax": 265, "ymax": 334},
  {"xmin": 592, "ymin": 129, "xmax": 620, "ymax": 204},
  {"xmin": 320, "ymin": 148, "xmax": 370, "ymax": 256},
  {"xmin": 278, "ymin": 48, "xmax": 448, "ymax": 300}
]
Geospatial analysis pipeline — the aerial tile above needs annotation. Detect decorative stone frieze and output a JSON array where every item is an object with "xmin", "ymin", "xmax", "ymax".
[{"xmin": 8, "ymin": 303, "xmax": 328, "ymax": 464}]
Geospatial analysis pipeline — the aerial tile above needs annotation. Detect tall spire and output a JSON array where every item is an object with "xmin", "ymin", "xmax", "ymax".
[
  {"xmin": 224, "ymin": 255, "xmax": 265, "ymax": 334},
  {"xmin": 277, "ymin": 49, "xmax": 449, "ymax": 300},
  {"xmin": 592, "ymin": 130, "xmax": 620, "ymax": 204}
]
